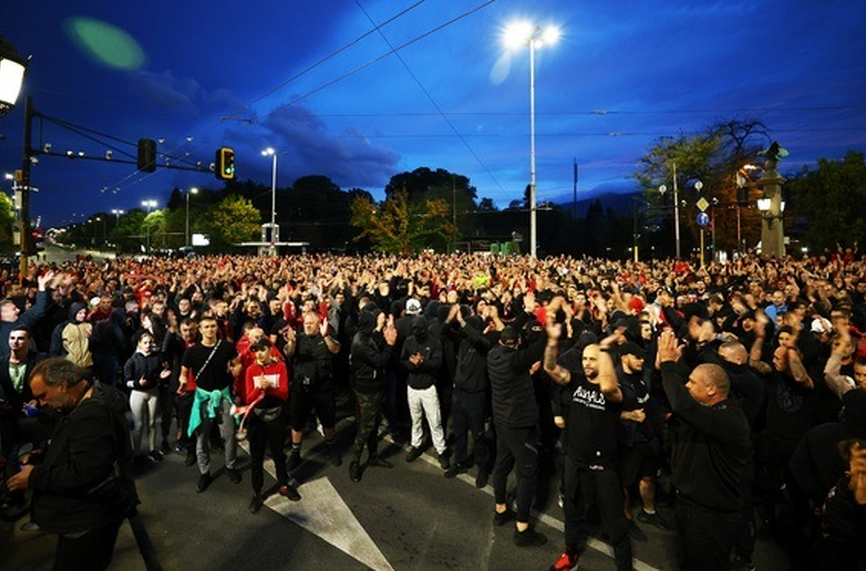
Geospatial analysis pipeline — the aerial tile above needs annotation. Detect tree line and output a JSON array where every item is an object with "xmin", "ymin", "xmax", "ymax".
[{"xmin": 24, "ymin": 118, "xmax": 866, "ymax": 257}]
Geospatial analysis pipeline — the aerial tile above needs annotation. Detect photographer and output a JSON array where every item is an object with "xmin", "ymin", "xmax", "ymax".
[{"xmin": 6, "ymin": 358, "xmax": 136, "ymax": 571}]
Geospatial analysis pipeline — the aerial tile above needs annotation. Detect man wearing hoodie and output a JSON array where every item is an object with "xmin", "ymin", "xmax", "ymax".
[
  {"xmin": 401, "ymin": 314, "xmax": 449, "ymax": 469},
  {"xmin": 6, "ymin": 358, "xmax": 136, "ymax": 571},
  {"xmin": 348, "ymin": 308, "xmax": 397, "ymax": 483}
]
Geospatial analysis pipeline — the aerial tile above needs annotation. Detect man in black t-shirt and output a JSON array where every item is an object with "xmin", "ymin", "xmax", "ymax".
[
  {"xmin": 544, "ymin": 325, "xmax": 633, "ymax": 571},
  {"xmin": 179, "ymin": 316, "xmax": 242, "ymax": 493}
]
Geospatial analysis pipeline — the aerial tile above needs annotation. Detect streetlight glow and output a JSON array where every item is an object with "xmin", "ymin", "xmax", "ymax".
[{"xmin": 501, "ymin": 19, "xmax": 561, "ymax": 258}]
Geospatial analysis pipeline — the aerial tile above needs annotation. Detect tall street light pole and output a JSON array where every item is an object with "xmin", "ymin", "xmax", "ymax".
[
  {"xmin": 261, "ymin": 148, "xmax": 277, "ymax": 256},
  {"xmin": 504, "ymin": 21, "xmax": 560, "ymax": 259},
  {"xmin": 185, "ymin": 187, "xmax": 198, "ymax": 249}
]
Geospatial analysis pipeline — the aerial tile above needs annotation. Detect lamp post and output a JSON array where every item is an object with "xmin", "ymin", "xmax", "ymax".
[
  {"xmin": 261, "ymin": 148, "xmax": 277, "ymax": 256},
  {"xmin": 657, "ymin": 161, "xmax": 681, "ymax": 259},
  {"xmin": 504, "ymin": 21, "xmax": 560, "ymax": 259},
  {"xmin": 142, "ymin": 199, "xmax": 157, "ymax": 253},
  {"xmin": 185, "ymin": 187, "xmax": 198, "ymax": 249},
  {"xmin": 0, "ymin": 34, "xmax": 26, "ymax": 117}
]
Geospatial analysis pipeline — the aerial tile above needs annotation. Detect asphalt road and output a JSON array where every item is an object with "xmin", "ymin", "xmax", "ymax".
[{"xmin": 2, "ymin": 415, "xmax": 794, "ymax": 571}]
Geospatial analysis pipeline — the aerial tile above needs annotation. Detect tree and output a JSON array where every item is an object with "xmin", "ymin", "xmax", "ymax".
[
  {"xmin": 634, "ymin": 118, "xmax": 770, "ymax": 253},
  {"xmin": 200, "ymin": 195, "xmax": 261, "ymax": 251},
  {"xmin": 350, "ymin": 188, "xmax": 456, "ymax": 254},
  {"xmin": 788, "ymin": 151, "xmax": 866, "ymax": 250},
  {"xmin": 0, "ymin": 193, "xmax": 16, "ymax": 253}
]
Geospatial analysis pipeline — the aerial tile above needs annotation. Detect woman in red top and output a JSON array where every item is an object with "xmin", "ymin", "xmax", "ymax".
[{"xmin": 243, "ymin": 337, "xmax": 300, "ymax": 513}]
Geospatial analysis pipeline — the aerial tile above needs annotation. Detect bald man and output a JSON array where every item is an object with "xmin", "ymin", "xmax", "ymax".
[{"xmin": 658, "ymin": 331, "xmax": 750, "ymax": 571}]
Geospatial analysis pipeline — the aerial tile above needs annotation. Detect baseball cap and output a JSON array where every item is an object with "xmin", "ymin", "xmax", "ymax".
[
  {"xmin": 810, "ymin": 318, "xmax": 828, "ymax": 334},
  {"xmin": 618, "ymin": 341, "xmax": 645, "ymax": 359},
  {"xmin": 405, "ymin": 298, "xmax": 422, "ymax": 315}
]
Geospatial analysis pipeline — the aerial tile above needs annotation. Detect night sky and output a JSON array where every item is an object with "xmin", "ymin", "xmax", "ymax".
[{"xmin": 1, "ymin": 0, "xmax": 864, "ymax": 228}]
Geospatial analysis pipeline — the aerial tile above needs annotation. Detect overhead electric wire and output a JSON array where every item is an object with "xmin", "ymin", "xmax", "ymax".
[{"xmin": 353, "ymin": 0, "xmax": 504, "ymax": 195}]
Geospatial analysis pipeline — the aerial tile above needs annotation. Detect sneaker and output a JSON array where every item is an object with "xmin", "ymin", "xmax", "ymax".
[
  {"xmin": 549, "ymin": 549, "xmax": 578, "ymax": 570},
  {"xmin": 368, "ymin": 456, "xmax": 393, "ymax": 468},
  {"xmin": 493, "ymin": 507, "xmax": 516, "ymax": 526},
  {"xmin": 329, "ymin": 446, "xmax": 342, "ymax": 467},
  {"xmin": 513, "ymin": 526, "xmax": 548, "ymax": 547},
  {"xmin": 227, "ymin": 468, "xmax": 242, "ymax": 484},
  {"xmin": 475, "ymin": 470, "xmax": 489, "ymax": 489},
  {"xmin": 637, "ymin": 509, "xmax": 672, "ymax": 531},
  {"xmin": 20, "ymin": 521, "xmax": 41, "ymax": 532},
  {"xmin": 184, "ymin": 451, "xmax": 197, "ymax": 467},
  {"xmin": 287, "ymin": 448, "xmax": 302, "ymax": 471},
  {"xmin": 249, "ymin": 493, "xmax": 264, "ymax": 514},
  {"xmin": 405, "ymin": 446, "xmax": 423, "ymax": 463},
  {"xmin": 444, "ymin": 463, "xmax": 467, "ymax": 479},
  {"xmin": 438, "ymin": 453, "xmax": 450, "ymax": 470},
  {"xmin": 196, "ymin": 472, "xmax": 212, "ymax": 493},
  {"xmin": 148, "ymin": 450, "xmax": 165, "ymax": 463},
  {"xmin": 278, "ymin": 484, "xmax": 302, "ymax": 501},
  {"xmin": 349, "ymin": 461, "xmax": 362, "ymax": 483},
  {"xmin": 627, "ymin": 520, "xmax": 647, "ymax": 542}
]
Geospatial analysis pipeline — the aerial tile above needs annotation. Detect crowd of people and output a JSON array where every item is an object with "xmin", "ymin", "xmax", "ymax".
[{"xmin": 1, "ymin": 248, "xmax": 865, "ymax": 570}]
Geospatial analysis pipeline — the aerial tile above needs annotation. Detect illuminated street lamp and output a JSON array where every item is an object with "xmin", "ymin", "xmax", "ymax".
[
  {"xmin": 185, "ymin": 187, "xmax": 198, "ymax": 249},
  {"xmin": 261, "ymin": 148, "xmax": 278, "ymax": 256},
  {"xmin": 0, "ymin": 34, "xmax": 26, "ymax": 116},
  {"xmin": 503, "ymin": 20, "xmax": 560, "ymax": 258}
]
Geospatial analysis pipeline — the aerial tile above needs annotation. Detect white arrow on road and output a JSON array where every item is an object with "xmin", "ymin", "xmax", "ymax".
[{"xmin": 241, "ymin": 442, "xmax": 393, "ymax": 570}]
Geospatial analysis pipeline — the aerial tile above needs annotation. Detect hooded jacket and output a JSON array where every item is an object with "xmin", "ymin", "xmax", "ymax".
[
  {"xmin": 350, "ymin": 311, "xmax": 393, "ymax": 394},
  {"xmin": 61, "ymin": 302, "xmax": 93, "ymax": 368},
  {"xmin": 400, "ymin": 316, "xmax": 442, "ymax": 390}
]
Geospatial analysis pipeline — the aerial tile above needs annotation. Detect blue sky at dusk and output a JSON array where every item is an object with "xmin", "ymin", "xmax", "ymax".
[{"xmin": 1, "ymin": 0, "xmax": 864, "ymax": 227}]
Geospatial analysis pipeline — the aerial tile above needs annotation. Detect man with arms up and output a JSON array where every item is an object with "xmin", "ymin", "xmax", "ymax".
[
  {"xmin": 657, "ymin": 330, "xmax": 750, "ymax": 571},
  {"xmin": 544, "ymin": 326, "xmax": 633, "ymax": 571}
]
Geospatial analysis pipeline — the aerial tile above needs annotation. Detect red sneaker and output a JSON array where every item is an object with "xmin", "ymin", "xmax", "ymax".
[{"xmin": 549, "ymin": 549, "xmax": 578, "ymax": 570}]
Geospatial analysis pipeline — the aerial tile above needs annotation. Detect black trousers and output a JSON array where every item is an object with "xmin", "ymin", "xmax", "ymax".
[
  {"xmin": 675, "ymin": 496, "xmax": 740, "ymax": 571},
  {"xmin": 247, "ymin": 411, "xmax": 288, "ymax": 493},
  {"xmin": 562, "ymin": 457, "xmax": 632, "ymax": 571},
  {"xmin": 175, "ymin": 392, "xmax": 195, "ymax": 451},
  {"xmin": 492, "ymin": 425, "xmax": 539, "ymax": 523},
  {"xmin": 54, "ymin": 514, "xmax": 124, "ymax": 571},
  {"xmin": 451, "ymin": 389, "xmax": 492, "ymax": 471},
  {"xmin": 352, "ymin": 391, "xmax": 384, "ymax": 462}
]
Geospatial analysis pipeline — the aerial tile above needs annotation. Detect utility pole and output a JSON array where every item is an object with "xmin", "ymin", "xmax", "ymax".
[{"xmin": 19, "ymin": 96, "xmax": 35, "ymax": 277}]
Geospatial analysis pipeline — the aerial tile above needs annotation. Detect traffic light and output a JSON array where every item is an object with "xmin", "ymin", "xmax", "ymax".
[
  {"xmin": 215, "ymin": 147, "xmax": 235, "ymax": 181},
  {"xmin": 137, "ymin": 138, "xmax": 157, "ymax": 172}
]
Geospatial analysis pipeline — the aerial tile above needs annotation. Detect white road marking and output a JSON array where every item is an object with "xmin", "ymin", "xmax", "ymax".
[{"xmin": 239, "ymin": 441, "xmax": 394, "ymax": 570}]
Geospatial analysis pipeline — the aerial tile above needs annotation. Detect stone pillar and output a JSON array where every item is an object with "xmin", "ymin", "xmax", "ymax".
[{"xmin": 759, "ymin": 157, "xmax": 786, "ymax": 258}]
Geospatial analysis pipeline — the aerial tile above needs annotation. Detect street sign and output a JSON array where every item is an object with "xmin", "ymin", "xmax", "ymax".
[
  {"xmin": 696, "ymin": 197, "xmax": 710, "ymax": 212},
  {"xmin": 697, "ymin": 212, "xmax": 710, "ymax": 226}
]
